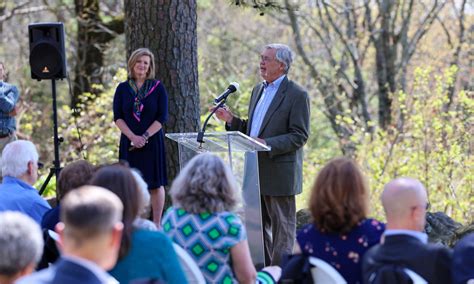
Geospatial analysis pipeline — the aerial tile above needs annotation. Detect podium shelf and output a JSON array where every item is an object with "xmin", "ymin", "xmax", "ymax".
[{"xmin": 166, "ymin": 131, "xmax": 271, "ymax": 153}]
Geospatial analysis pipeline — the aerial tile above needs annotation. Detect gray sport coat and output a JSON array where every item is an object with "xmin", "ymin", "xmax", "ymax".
[{"xmin": 227, "ymin": 76, "xmax": 310, "ymax": 196}]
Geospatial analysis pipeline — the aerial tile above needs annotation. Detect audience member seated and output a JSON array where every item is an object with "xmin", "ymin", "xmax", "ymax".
[
  {"xmin": 162, "ymin": 153, "xmax": 279, "ymax": 284},
  {"xmin": 281, "ymin": 157, "xmax": 385, "ymax": 284},
  {"xmin": 41, "ymin": 160, "xmax": 96, "ymax": 231},
  {"xmin": 90, "ymin": 164, "xmax": 186, "ymax": 283},
  {"xmin": 38, "ymin": 160, "xmax": 96, "ymax": 269},
  {"xmin": 17, "ymin": 185, "xmax": 124, "ymax": 284},
  {"xmin": 0, "ymin": 140, "xmax": 50, "ymax": 223},
  {"xmin": 452, "ymin": 232, "xmax": 474, "ymax": 284},
  {"xmin": 362, "ymin": 178, "xmax": 452, "ymax": 284},
  {"xmin": 130, "ymin": 168, "xmax": 157, "ymax": 231},
  {"xmin": 0, "ymin": 211, "xmax": 43, "ymax": 284}
]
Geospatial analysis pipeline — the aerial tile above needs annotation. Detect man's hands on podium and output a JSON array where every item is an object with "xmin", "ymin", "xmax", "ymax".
[{"xmin": 254, "ymin": 138, "xmax": 266, "ymax": 145}]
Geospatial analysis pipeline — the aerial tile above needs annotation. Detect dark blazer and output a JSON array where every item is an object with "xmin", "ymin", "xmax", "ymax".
[
  {"xmin": 18, "ymin": 258, "xmax": 106, "ymax": 284},
  {"xmin": 227, "ymin": 76, "xmax": 310, "ymax": 196},
  {"xmin": 362, "ymin": 234, "xmax": 452, "ymax": 284},
  {"xmin": 452, "ymin": 233, "xmax": 474, "ymax": 284},
  {"xmin": 51, "ymin": 259, "xmax": 105, "ymax": 284}
]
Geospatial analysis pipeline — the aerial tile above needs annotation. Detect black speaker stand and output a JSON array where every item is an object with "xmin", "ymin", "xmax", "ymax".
[{"xmin": 39, "ymin": 79, "xmax": 62, "ymax": 196}]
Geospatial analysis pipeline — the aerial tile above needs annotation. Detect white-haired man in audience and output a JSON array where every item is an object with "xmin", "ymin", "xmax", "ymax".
[
  {"xmin": 0, "ymin": 140, "xmax": 50, "ymax": 223},
  {"xmin": 18, "ymin": 186, "xmax": 124, "ymax": 284},
  {"xmin": 362, "ymin": 178, "xmax": 452, "ymax": 283},
  {"xmin": 0, "ymin": 211, "xmax": 43, "ymax": 284}
]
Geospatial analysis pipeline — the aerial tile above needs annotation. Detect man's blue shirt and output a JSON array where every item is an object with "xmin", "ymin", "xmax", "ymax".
[
  {"xmin": 0, "ymin": 176, "xmax": 51, "ymax": 224},
  {"xmin": 250, "ymin": 75, "xmax": 286, "ymax": 137},
  {"xmin": 0, "ymin": 81, "xmax": 19, "ymax": 135}
]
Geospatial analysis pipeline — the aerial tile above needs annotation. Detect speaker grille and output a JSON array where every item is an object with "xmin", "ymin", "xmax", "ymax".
[{"xmin": 30, "ymin": 42, "xmax": 63, "ymax": 80}]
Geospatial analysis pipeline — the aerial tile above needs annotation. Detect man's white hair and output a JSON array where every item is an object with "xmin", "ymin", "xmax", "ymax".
[
  {"xmin": 0, "ymin": 211, "xmax": 43, "ymax": 276},
  {"xmin": 264, "ymin": 43, "xmax": 295, "ymax": 73},
  {"xmin": 1, "ymin": 140, "xmax": 38, "ymax": 178}
]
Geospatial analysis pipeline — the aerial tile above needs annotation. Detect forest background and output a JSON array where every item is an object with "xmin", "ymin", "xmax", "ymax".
[{"xmin": 0, "ymin": 0, "xmax": 472, "ymax": 225}]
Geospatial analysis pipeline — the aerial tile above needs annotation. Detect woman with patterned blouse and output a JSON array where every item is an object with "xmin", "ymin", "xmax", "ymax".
[
  {"xmin": 163, "ymin": 153, "xmax": 277, "ymax": 284},
  {"xmin": 294, "ymin": 157, "xmax": 385, "ymax": 284}
]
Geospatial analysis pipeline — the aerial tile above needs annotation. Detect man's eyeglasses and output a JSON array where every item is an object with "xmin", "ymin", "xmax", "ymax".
[
  {"xmin": 425, "ymin": 202, "xmax": 431, "ymax": 211},
  {"xmin": 260, "ymin": 56, "xmax": 276, "ymax": 63},
  {"xmin": 411, "ymin": 202, "xmax": 430, "ymax": 211}
]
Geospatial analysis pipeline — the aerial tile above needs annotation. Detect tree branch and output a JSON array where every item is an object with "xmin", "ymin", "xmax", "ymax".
[
  {"xmin": 0, "ymin": 4, "xmax": 48, "ymax": 22},
  {"xmin": 446, "ymin": 0, "xmax": 467, "ymax": 109},
  {"xmin": 285, "ymin": 0, "xmax": 353, "ymax": 144},
  {"xmin": 435, "ymin": 13, "xmax": 454, "ymax": 48},
  {"xmin": 405, "ymin": 1, "xmax": 446, "ymax": 64}
]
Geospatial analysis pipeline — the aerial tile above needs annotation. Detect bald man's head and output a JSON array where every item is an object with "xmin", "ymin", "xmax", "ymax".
[{"xmin": 381, "ymin": 178, "xmax": 428, "ymax": 231}]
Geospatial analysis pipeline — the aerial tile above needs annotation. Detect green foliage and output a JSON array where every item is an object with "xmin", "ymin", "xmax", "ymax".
[
  {"xmin": 295, "ymin": 67, "xmax": 472, "ymax": 224},
  {"xmin": 353, "ymin": 66, "xmax": 473, "ymax": 223},
  {"xmin": 58, "ymin": 69, "xmax": 126, "ymax": 165},
  {"xmin": 197, "ymin": 0, "xmax": 213, "ymax": 9},
  {"xmin": 296, "ymin": 98, "xmax": 343, "ymax": 209},
  {"xmin": 3, "ymin": 0, "xmax": 469, "ymax": 224},
  {"xmin": 34, "ymin": 175, "xmax": 56, "ymax": 198}
]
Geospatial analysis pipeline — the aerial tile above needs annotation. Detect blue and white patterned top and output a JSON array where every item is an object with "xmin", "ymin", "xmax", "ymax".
[
  {"xmin": 0, "ymin": 81, "xmax": 19, "ymax": 135},
  {"xmin": 163, "ymin": 207, "xmax": 246, "ymax": 284},
  {"xmin": 249, "ymin": 75, "xmax": 285, "ymax": 137}
]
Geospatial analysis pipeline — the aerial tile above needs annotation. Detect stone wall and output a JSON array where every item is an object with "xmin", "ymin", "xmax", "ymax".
[{"xmin": 296, "ymin": 209, "xmax": 473, "ymax": 247}]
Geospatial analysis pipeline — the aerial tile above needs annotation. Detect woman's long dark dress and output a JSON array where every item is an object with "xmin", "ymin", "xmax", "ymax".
[{"xmin": 113, "ymin": 80, "xmax": 168, "ymax": 189}]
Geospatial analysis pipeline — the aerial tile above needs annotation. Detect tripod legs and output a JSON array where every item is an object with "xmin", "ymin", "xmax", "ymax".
[
  {"xmin": 39, "ymin": 79, "xmax": 62, "ymax": 196},
  {"xmin": 39, "ymin": 168, "xmax": 56, "ymax": 196}
]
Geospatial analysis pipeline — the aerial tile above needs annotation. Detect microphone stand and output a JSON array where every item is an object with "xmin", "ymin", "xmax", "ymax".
[{"xmin": 197, "ymin": 98, "xmax": 227, "ymax": 147}]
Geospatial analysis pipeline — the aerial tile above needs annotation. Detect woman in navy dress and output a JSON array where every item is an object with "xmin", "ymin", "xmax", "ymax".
[
  {"xmin": 113, "ymin": 48, "xmax": 168, "ymax": 227},
  {"xmin": 292, "ymin": 157, "xmax": 385, "ymax": 284}
]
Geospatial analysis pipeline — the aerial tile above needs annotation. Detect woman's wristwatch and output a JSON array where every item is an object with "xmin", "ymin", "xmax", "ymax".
[{"xmin": 142, "ymin": 131, "xmax": 150, "ymax": 142}]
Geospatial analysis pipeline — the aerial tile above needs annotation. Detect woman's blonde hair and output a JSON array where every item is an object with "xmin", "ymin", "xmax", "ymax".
[
  {"xmin": 170, "ymin": 153, "xmax": 240, "ymax": 213},
  {"xmin": 127, "ymin": 48, "xmax": 155, "ymax": 80}
]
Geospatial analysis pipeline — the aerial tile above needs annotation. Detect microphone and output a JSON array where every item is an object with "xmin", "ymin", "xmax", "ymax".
[
  {"xmin": 198, "ymin": 82, "xmax": 239, "ymax": 145},
  {"xmin": 214, "ymin": 82, "xmax": 239, "ymax": 103}
]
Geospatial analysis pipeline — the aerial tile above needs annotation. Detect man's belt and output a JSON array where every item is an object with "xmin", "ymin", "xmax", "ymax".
[{"xmin": 0, "ymin": 133, "xmax": 10, "ymax": 138}]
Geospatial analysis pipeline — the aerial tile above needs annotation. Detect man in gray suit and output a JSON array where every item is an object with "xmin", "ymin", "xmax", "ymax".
[{"xmin": 215, "ymin": 43, "xmax": 310, "ymax": 265}]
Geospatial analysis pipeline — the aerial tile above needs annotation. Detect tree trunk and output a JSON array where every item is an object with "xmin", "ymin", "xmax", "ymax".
[
  {"xmin": 375, "ymin": 0, "xmax": 396, "ymax": 129},
  {"xmin": 124, "ymin": 0, "xmax": 200, "ymax": 198},
  {"xmin": 73, "ymin": 0, "xmax": 102, "ymax": 106},
  {"xmin": 73, "ymin": 0, "xmax": 124, "ymax": 107},
  {"xmin": 446, "ymin": 0, "xmax": 468, "ymax": 110},
  {"xmin": 0, "ymin": 1, "xmax": 5, "ymax": 33}
]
